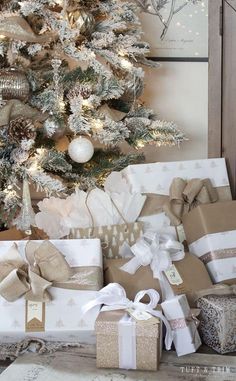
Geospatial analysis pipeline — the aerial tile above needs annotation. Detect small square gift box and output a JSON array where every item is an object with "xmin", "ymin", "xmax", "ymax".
[
  {"xmin": 0, "ymin": 239, "xmax": 103, "ymax": 345},
  {"xmin": 183, "ymin": 201, "xmax": 236, "ymax": 284},
  {"xmin": 196, "ymin": 285, "xmax": 236, "ymax": 354},
  {"xmin": 82, "ymin": 283, "xmax": 173, "ymax": 371},
  {"xmin": 118, "ymin": 232, "xmax": 202, "ymax": 356}
]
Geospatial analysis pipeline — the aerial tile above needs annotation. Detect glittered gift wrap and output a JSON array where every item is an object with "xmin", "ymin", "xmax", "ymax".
[
  {"xmin": 95, "ymin": 310, "xmax": 161, "ymax": 371},
  {"xmin": 197, "ymin": 294, "xmax": 236, "ymax": 354}
]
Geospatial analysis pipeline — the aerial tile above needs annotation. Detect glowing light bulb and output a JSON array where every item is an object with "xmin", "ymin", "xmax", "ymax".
[
  {"xmin": 120, "ymin": 58, "xmax": 133, "ymax": 70},
  {"xmin": 137, "ymin": 141, "xmax": 145, "ymax": 149},
  {"xmin": 82, "ymin": 99, "xmax": 92, "ymax": 108},
  {"xmin": 93, "ymin": 119, "xmax": 103, "ymax": 130}
]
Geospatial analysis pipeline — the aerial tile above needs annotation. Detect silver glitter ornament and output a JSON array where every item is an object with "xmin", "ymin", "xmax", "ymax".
[
  {"xmin": 0, "ymin": 68, "xmax": 30, "ymax": 101},
  {"xmin": 14, "ymin": 178, "xmax": 36, "ymax": 234}
]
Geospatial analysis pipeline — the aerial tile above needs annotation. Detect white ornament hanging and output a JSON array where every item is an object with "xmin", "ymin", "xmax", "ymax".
[{"xmin": 68, "ymin": 137, "xmax": 94, "ymax": 163}]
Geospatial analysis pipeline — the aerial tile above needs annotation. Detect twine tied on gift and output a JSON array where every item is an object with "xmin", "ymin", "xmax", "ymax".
[
  {"xmin": 163, "ymin": 178, "xmax": 218, "ymax": 226},
  {"xmin": 82, "ymin": 282, "xmax": 173, "ymax": 350},
  {"xmin": 0, "ymin": 241, "xmax": 71, "ymax": 302},
  {"xmin": 119, "ymin": 231, "xmax": 185, "ymax": 300},
  {"xmin": 169, "ymin": 309, "xmax": 200, "ymax": 344},
  {"xmin": 193, "ymin": 284, "xmax": 236, "ymax": 302}
]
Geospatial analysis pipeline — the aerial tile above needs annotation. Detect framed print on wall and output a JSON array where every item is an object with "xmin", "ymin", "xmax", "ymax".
[{"xmin": 138, "ymin": 0, "xmax": 208, "ymax": 61}]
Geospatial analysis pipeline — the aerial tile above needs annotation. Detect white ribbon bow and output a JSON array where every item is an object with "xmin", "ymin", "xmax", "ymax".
[
  {"xmin": 83, "ymin": 282, "xmax": 173, "ymax": 350},
  {"xmin": 119, "ymin": 231, "xmax": 185, "ymax": 300}
]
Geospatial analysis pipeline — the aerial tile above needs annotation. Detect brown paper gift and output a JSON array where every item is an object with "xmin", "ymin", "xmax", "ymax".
[
  {"xmin": 182, "ymin": 201, "xmax": 236, "ymax": 285},
  {"xmin": 140, "ymin": 178, "xmax": 232, "ymax": 227},
  {"xmin": 0, "ymin": 227, "xmax": 48, "ymax": 241},
  {"xmin": 96, "ymin": 310, "xmax": 161, "ymax": 371},
  {"xmin": 104, "ymin": 252, "xmax": 213, "ymax": 307}
]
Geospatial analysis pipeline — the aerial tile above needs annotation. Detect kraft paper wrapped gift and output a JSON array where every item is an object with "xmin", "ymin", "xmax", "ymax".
[
  {"xmin": 161, "ymin": 294, "xmax": 202, "ymax": 357},
  {"xmin": 196, "ymin": 287, "xmax": 236, "ymax": 354},
  {"xmin": 119, "ymin": 158, "xmax": 232, "ymax": 231},
  {"xmin": 0, "ymin": 239, "xmax": 103, "ymax": 344},
  {"xmin": 96, "ymin": 310, "xmax": 162, "ymax": 371},
  {"xmin": 104, "ymin": 252, "xmax": 213, "ymax": 307},
  {"xmin": 182, "ymin": 201, "xmax": 236, "ymax": 284}
]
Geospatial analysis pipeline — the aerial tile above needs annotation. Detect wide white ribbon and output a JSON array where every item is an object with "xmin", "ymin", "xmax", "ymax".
[
  {"xmin": 83, "ymin": 282, "xmax": 173, "ymax": 350},
  {"xmin": 118, "ymin": 314, "xmax": 136, "ymax": 369},
  {"xmin": 119, "ymin": 231, "xmax": 185, "ymax": 300}
]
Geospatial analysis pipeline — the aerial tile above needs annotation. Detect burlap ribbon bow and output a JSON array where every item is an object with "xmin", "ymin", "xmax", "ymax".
[
  {"xmin": 163, "ymin": 178, "xmax": 218, "ymax": 226},
  {"xmin": 0, "ymin": 241, "xmax": 71, "ymax": 303}
]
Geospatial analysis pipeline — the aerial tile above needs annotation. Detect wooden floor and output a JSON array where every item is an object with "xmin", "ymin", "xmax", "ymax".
[{"xmin": 0, "ymin": 349, "xmax": 236, "ymax": 380}]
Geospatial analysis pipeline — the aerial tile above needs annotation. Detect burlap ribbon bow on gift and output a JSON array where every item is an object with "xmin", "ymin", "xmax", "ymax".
[
  {"xmin": 163, "ymin": 178, "xmax": 218, "ymax": 226},
  {"xmin": 0, "ymin": 241, "xmax": 71, "ymax": 302}
]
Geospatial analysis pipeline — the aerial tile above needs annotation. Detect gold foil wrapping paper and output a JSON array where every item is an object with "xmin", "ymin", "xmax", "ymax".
[{"xmin": 96, "ymin": 310, "xmax": 161, "ymax": 371}]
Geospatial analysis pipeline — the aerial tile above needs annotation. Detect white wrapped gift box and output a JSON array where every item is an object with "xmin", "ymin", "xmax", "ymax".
[
  {"xmin": 0, "ymin": 239, "xmax": 102, "ymax": 344},
  {"xmin": 120, "ymin": 158, "xmax": 230, "ymax": 195}
]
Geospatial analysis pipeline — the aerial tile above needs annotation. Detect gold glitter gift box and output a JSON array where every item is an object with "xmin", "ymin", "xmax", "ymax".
[{"xmin": 95, "ymin": 310, "xmax": 162, "ymax": 371}]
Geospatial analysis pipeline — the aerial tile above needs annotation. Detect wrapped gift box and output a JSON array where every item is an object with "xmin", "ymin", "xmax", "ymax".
[
  {"xmin": 96, "ymin": 310, "xmax": 161, "ymax": 370},
  {"xmin": 161, "ymin": 295, "xmax": 202, "ymax": 357},
  {"xmin": 0, "ymin": 239, "xmax": 103, "ymax": 344},
  {"xmin": 183, "ymin": 201, "xmax": 236, "ymax": 284},
  {"xmin": 121, "ymin": 158, "xmax": 231, "ymax": 198},
  {"xmin": 119, "ymin": 158, "xmax": 232, "ymax": 232},
  {"xmin": 197, "ymin": 294, "xmax": 236, "ymax": 354},
  {"xmin": 104, "ymin": 253, "xmax": 212, "ymax": 307}
]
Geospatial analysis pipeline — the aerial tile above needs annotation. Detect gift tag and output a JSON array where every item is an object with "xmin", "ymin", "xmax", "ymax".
[
  {"xmin": 165, "ymin": 264, "xmax": 183, "ymax": 286},
  {"xmin": 25, "ymin": 301, "xmax": 45, "ymax": 332},
  {"xmin": 176, "ymin": 224, "xmax": 186, "ymax": 243},
  {"xmin": 126, "ymin": 308, "xmax": 159, "ymax": 325}
]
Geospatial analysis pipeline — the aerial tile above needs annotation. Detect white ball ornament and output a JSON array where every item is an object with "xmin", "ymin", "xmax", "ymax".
[{"xmin": 68, "ymin": 137, "xmax": 94, "ymax": 163}]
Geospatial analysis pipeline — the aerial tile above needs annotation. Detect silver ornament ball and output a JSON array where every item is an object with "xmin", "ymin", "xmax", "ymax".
[{"xmin": 68, "ymin": 137, "xmax": 94, "ymax": 163}]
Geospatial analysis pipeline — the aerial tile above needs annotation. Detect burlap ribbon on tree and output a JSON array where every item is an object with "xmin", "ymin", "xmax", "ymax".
[
  {"xmin": 0, "ymin": 100, "xmax": 46, "ymax": 127},
  {"xmin": 0, "ymin": 241, "xmax": 71, "ymax": 302},
  {"xmin": 0, "ymin": 16, "xmax": 53, "ymax": 43},
  {"xmin": 163, "ymin": 178, "xmax": 218, "ymax": 226}
]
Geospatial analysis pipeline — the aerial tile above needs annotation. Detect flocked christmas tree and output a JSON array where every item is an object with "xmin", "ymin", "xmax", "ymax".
[{"xmin": 0, "ymin": 0, "xmax": 186, "ymax": 229}]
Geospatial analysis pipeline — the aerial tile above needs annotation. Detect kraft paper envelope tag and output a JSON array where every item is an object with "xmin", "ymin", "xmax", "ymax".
[
  {"xmin": 176, "ymin": 224, "xmax": 186, "ymax": 243},
  {"xmin": 165, "ymin": 264, "xmax": 183, "ymax": 286},
  {"xmin": 126, "ymin": 308, "xmax": 159, "ymax": 325},
  {"xmin": 25, "ymin": 301, "xmax": 45, "ymax": 332}
]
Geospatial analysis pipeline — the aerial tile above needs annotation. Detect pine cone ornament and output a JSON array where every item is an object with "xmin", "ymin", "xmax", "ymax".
[{"xmin": 8, "ymin": 117, "xmax": 36, "ymax": 143}]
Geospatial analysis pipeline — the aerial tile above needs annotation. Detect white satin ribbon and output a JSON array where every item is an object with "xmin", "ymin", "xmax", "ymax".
[
  {"xmin": 119, "ymin": 231, "xmax": 185, "ymax": 300},
  {"xmin": 118, "ymin": 314, "xmax": 136, "ymax": 369},
  {"xmin": 82, "ymin": 282, "xmax": 173, "ymax": 350}
]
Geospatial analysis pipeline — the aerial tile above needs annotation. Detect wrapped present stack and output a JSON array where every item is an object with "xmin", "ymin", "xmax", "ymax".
[{"xmin": 0, "ymin": 157, "xmax": 236, "ymax": 370}]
